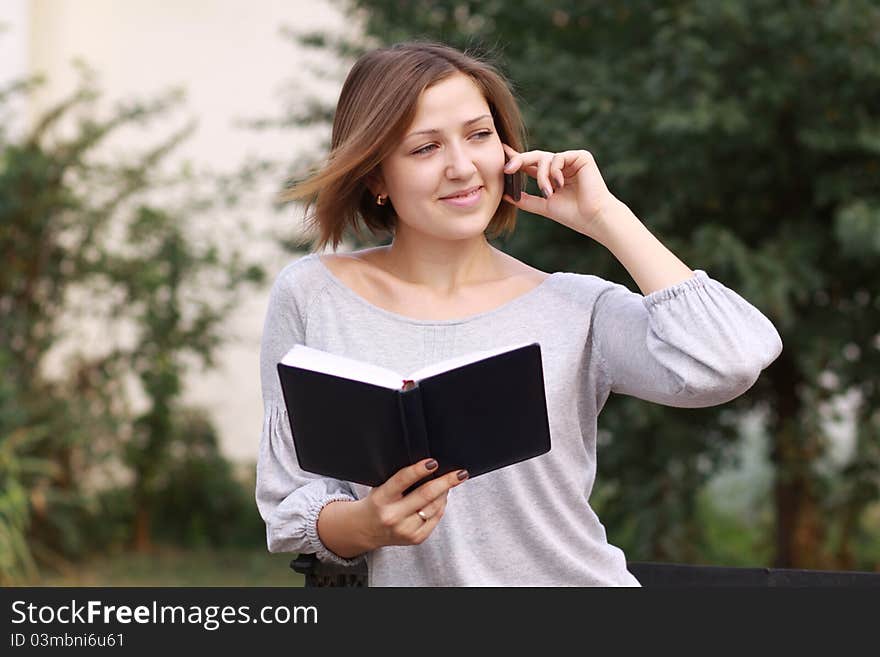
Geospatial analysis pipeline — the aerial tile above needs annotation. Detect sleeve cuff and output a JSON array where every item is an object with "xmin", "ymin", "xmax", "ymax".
[
  {"xmin": 304, "ymin": 493, "xmax": 366, "ymax": 567},
  {"xmin": 643, "ymin": 270, "xmax": 709, "ymax": 310}
]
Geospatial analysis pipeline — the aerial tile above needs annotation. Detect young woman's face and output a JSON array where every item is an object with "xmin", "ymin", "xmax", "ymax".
[{"xmin": 378, "ymin": 72, "xmax": 505, "ymax": 243}]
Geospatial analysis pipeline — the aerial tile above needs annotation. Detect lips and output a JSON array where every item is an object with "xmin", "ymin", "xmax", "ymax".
[
  {"xmin": 440, "ymin": 185, "xmax": 482, "ymax": 199},
  {"xmin": 439, "ymin": 186, "xmax": 483, "ymax": 208}
]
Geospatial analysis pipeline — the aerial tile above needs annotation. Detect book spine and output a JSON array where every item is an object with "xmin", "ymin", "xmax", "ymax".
[{"xmin": 397, "ymin": 384, "xmax": 431, "ymax": 464}]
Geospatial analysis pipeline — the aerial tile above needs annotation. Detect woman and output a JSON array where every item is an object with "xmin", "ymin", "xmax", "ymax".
[{"xmin": 256, "ymin": 41, "xmax": 783, "ymax": 586}]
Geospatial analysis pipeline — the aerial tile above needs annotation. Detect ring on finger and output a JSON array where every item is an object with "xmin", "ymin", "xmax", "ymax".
[{"xmin": 417, "ymin": 510, "xmax": 429, "ymax": 522}]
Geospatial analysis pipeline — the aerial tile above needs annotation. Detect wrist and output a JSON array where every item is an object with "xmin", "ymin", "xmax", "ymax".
[
  {"xmin": 586, "ymin": 200, "xmax": 694, "ymax": 295},
  {"xmin": 587, "ymin": 197, "xmax": 634, "ymax": 245},
  {"xmin": 317, "ymin": 498, "xmax": 376, "ymax": 558},
  {"xmin": 349, "ymin": 498, "xmax": 382, "ymax": 553}
]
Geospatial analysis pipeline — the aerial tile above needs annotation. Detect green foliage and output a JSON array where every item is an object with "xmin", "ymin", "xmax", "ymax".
[
  {"xmin": 30, "ymin": 547, "xmax": 298, "ymax": 587},
  {"xmin": 0, "ymin": 430, "xmax": 42, "ymax": 583},
  {"xmin": 73, "ymin": 409, "xmax": 265, "ymax": 553},
  {"xmin": 101, "ymin": 200, "xmax": 265, "ymax": 550},
  {"xmin": 149, "ymin": 409, "xmax": 265, "ymax": 549},
  {"xmin": 279, "ymin": 0, "xmax": 880, "ymax": 567},
  {"xmin": 0, "ymin": 60, "xmax": 265, "ymax": 582}
]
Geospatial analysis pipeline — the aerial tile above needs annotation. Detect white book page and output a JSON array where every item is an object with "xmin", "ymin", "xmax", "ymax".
[
  {"xmin": 408, "ymin": 341, "xmax": 534, "ymax": 382},
  {"xmin": 280, "ymin": 345, "xmax": 404, "ymax": 389}
]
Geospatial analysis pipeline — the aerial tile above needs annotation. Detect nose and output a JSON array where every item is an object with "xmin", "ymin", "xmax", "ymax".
[{"xmin": 445, "ymin": 140, "xmax": 478, "ymax": 179}]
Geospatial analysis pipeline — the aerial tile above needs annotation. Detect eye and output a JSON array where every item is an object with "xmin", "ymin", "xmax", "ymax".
[{"xmin": 410, "ymin": 130, "xmax": 494, "ymax": 156}]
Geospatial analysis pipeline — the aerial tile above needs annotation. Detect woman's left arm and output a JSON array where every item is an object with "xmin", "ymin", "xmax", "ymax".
[
  {"xmin": 501, "ymin": 144, "xmax": 693, "ymax": 294},
  {"xmin": 502, "ymin": 145, "xmax": 783, "ymax": 406}
]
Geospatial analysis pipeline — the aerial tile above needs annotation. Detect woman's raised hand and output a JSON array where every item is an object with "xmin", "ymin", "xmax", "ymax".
[
  {"xmin": 356, "ymin": 459, "xmax": 468, "ymax": 550},
  {"xmin": 501, "ymin": 143, "xmax": 620, "ymax": 239}
]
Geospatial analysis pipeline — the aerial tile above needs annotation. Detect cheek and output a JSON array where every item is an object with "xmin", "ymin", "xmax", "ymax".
[
  {"xmin": 483, "ymin": 145, "xmax": 506, "ymax": 178},
  {"xmin": 390, "ymin": 164, "xmax": 439, "ymax": 201}
]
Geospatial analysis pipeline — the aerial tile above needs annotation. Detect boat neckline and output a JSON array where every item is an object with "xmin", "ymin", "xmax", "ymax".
[{"xmin": 310, "ymin": 253, "xmax": 560, "ymax": 326}]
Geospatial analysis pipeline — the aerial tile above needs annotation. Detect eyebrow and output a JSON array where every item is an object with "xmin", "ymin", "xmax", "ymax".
[{"xmin": 405, "ymin": 114, "xmax": 492, "ymax": 140}]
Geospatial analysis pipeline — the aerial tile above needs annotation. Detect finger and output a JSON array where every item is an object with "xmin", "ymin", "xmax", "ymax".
[
  {"xmin": 413, "ymin": 489, "xmax": 452, "ymax": 535},
  {"xmin": 511, "ymin": 150, "xmax": 553, "ymax": 169},
  {"xmin": 415, "ymin": 489, "xmax": 449, "ymax": 522},
  {"xmin": 549, "ymin": 153, "xmax": 566, "ymax": 189},
  {"xmin": 400, "ymin": 468, "xmax": 468, "ymax": 516},
  {"xmin": 410, "ymin": 506, "xmax": 444, "ymax": 542},
  {"xmin": 398, "ymin": 498, "xmax": 441, "ymax": 543},
  {"xmin": 507, "ymin": 190, "xmax": 550, "ymax": 215},
  {"xmin": 511, "ymin": 151, "xmax": 555, "ymax": 189},
  {"xmin": 511, "ymin": 162, "xmax": 541, "ymax": 179},
  {"xmin": 381, "ymin": 458, "xmax": 439, "ymax": 500},
  {"xmin": 556, "ymin": 149, "xmax": 594, "ymax": 178},
  {"xmin": 502, "ymin": 143, "xmax": 521, "ymax": 174},
  {"xmin": 536, "ymin": 154, "xmax": 553, "ymax": 198}
]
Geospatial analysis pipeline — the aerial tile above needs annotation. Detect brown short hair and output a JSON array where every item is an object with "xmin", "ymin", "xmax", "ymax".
[{"xmin": 280, "ymin": 40, "xmax": 528, "ymax": 252}]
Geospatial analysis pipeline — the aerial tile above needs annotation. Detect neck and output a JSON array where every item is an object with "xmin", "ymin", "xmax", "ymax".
[{"xmin": 380, "ymin": 230, "xmax": 503, "ymax": 295}]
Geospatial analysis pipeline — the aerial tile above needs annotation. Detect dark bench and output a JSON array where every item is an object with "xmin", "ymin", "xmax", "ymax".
[{"xmin": 290, "ymin": 552, "xmax": 880, "ymax": 587}]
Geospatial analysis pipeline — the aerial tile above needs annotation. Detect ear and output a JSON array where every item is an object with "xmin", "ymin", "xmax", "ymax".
[{"xmin": 365, "ymin": 169, "xmax": 387, "ymax": 197}]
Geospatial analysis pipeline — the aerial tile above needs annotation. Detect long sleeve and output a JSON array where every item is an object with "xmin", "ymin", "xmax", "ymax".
[
  {"xmin": 590, "ymin": 269, "xmax": 782, "ymax": 408},
  {"xmin": 255, "ymin": 266, "xmax": 363, "ymax": 566}
]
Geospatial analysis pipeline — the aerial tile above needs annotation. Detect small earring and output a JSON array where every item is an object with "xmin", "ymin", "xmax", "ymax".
[{"xmin": 376, "ymin": 194, "xmax": 387, "ymax": 206}]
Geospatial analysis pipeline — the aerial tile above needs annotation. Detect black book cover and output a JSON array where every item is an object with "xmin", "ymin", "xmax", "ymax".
[{"xmin": 276, "ymin": 342, "xmax": 552, "ymax": 489}]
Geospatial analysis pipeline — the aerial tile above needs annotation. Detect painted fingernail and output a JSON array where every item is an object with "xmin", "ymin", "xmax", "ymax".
[
  {"xmin": 456, "ymin": 470, "xmax": 469, "ymax": 481},
  {"xmin": 426, "ymin": 459, "xmax": 438, "ymax": 471},
  {"xmin": 504, "ymin": 162, "xmax": 515, "ymax": 172},
  {"xmin": 543, "ymin": 186, "xmax": 553, "ymax": 198}
]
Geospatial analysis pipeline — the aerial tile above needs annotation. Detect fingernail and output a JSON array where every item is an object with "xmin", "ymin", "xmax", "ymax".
[
  {"xmin": 426, "ymin": 459, "xmax": 438, "ymax": 471},
  {"xmin": 542, "ymin": 186, "xmax": 553, "ymax": 198},
  {"xmin": 504, "ymin": 162, "xmax": 515, "ymax": 172},
  {"xmin": 456, "ymin": 469, "xmax": 469, "ymax": 481}
]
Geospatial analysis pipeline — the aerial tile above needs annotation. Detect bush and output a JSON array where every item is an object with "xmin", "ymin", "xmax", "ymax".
[{"xmin": 147, "ymin": 408, "xmax": 264, "ymax": 549}]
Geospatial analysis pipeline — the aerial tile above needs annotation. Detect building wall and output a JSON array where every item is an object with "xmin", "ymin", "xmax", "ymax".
[
  {"xmin": 0, "ymin": 0, "xmax": 31, "ymax": 139},
  {"xmin": 6, "ymin": 0, "xmax": 357, "ymax": 463}
]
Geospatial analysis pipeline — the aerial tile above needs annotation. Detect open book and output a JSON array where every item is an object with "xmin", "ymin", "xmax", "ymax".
[{"xmin": 276, "ymin": 341, "xmax": 552, "ymax": 489}]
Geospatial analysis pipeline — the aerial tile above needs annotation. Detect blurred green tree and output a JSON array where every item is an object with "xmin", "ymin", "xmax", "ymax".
[
  {"xmin": 271, "ymin": 0, "xmax": 880, "ymax": 568},
  {"xmin": 0, "ymin": 63, "xmax": 263, "ymax": 582},
  {"xmin": 105, "ymin": 202, "xmax": 263, "ymax": 551}
]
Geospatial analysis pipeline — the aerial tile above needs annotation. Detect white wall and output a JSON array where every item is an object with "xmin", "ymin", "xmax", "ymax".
[
  {"xmin": 0, "ymin": 0, "xmax": 31, "ymax": 140},
  {"xmin": 13, "ymin": 0, "xmax": 361, "ymax": 463}
]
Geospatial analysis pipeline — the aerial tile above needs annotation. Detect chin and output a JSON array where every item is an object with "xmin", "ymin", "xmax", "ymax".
[
  {"xmin": 399, "ymin": 202, "xmax": 494, "ymax": 241},
  {"xmin": 438, "ymin": 214, "xmax": 493, "ymax": 238}
]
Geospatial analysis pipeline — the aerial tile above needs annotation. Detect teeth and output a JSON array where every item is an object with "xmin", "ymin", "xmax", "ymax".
[{"xmin": 450, "ymin": 188, "xmax": 478, "ymax": 199}]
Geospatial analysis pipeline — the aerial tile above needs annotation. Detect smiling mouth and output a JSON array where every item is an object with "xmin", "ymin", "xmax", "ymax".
[{"xmin": 441, "ymin": 186, "xmax": 483, "ymax": 200}]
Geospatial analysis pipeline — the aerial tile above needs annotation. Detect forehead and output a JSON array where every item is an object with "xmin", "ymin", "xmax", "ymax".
[{"xmin": 409, "ymin": 73, "xmax": 490, "ymax": 127}]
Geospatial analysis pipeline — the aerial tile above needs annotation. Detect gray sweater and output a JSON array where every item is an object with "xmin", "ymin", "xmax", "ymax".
[{"xmin": 256, "ymin": 253, "xmax": 783, "ymax": 586}]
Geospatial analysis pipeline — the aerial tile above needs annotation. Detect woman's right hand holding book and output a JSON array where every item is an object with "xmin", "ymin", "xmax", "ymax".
[
  {"xmin": 359, "ymin": 459, "xmax": 469, "ymax": 549},
  {"xmin": 317, "ymin": 459, "xmax": 468, "ymax": 559}
]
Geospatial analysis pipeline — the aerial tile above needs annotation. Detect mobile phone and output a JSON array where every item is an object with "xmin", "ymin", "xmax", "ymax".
[{"xmin": 504, "ymin": 169, "xmax": 522, "ymax": 201}]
